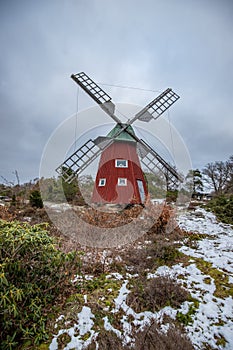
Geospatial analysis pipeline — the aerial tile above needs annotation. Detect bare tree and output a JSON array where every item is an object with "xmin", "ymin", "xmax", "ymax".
[
  {"xmin": 0, "ymin": 175, "xmax": 14, "ymax": 187},
  {"xmin": 13, "ymin": 170, "xmax": 20, "ymax": 186},
  {"xmin": 202, "ymin": 159, "xmax": 232, "ymax": 194}
]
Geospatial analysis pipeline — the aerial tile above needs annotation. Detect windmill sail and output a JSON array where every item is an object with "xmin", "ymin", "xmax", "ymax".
[
  {"xmin": 71, "ymin": 72, "xmax": 121, "ymax": 124},
  {"xmin": 137, "ymin": 139, "xmax": 181, "ymax": 184},
  {"xmin": 130, "ymin": 88, "xmax": 180, "ymax": 123},
  {"xmin": 56, "ymin": 139, "xmax": 107, "ymax": 183}
]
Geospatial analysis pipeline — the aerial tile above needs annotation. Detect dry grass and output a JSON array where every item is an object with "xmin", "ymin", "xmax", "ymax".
[
  {"xmin": 76, "ymin": 202, "xmax": 181, "ymax": 233},
  {"xmin": 77, "ymin": 204, "xmax": 144, "ymax": 228},
  {"xmin": 0, "ymin": 203, "xmax": 50, "ymax": 224},
  {"xmin": 0, "ymin": 205, "xmax": 15, "ymax": 220}
]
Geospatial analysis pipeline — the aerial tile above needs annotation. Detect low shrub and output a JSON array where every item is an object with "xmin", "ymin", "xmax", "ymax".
[
  {"xmin": 86, "ymin": 321, "xmax": 194, "ymax": 350},
  {"xmin": 127, "ymin": 275, "xmax": 189, "ymax": 313},
  {"xmin": 86, "ymin": 330, "xmax": 125, "ymax": 350},
  {"xmin": 150, "ymin": 242, "xmax": 183, "ymax": 266},
  {"xmin": 0, "ymin": 219, "xmax": 79, "ymax": 349},
  {"xmin": 204, "ymin": 195, "xmax": 233, "ymax": 225},
  {"xmin": 132, "ymin": 321, "xmax": 194, "ymax": 350},
  {"xmin": 29, "ymin": 190, "xmax": 43, "ymax": 208}
]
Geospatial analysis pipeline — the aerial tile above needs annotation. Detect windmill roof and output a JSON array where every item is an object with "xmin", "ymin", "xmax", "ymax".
[{"xmin": 107, "ymin": 124, "xmax": 136, "ymax": 142}]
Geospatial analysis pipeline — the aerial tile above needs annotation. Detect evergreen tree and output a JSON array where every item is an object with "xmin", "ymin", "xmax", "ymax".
[
  {"xmin": 193, "ymin": 169, "xmax": 203, "ymax": 194},
  {"xmin": 29, "ymin": 190, "xmax": 43, "ymax": 208}
]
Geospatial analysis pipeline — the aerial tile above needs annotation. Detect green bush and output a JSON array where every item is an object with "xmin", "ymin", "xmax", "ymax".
[
  {"xmin": 29, "ymin": 190, "xmax": 43, "ymax": 208},
  {"xmin": 205, "ymin": 195, "xmax": 233, "ymax": 225},
  {"xmin": 0, "ymin": 219, "xmax": 78, "ymax": 349},
  {"xmin": 166, "ymin": 190, "xmax": 178, "ymax": 203}
]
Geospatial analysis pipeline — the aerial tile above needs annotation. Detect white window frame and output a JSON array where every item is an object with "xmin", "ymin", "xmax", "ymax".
[
  {"xmin": 98, "ymin": 178, "xmax": 106, "ymax": 187},
  {"xmin": 115, "ymin": 159, "xmax": 128, "ymax": 168},
  {"xmin": 118, "ymin": 178, "xmax": 127, "ymax": 186}
]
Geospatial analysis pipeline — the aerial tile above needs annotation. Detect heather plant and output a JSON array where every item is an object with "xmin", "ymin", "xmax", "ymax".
[
  {"xmin": 0, "ymin": 219, "xmax": 79, "ymax": 349},
  {"xmin": 127, "ymin": 275, "xmax": 189, "ymax": 313},
  {"xmin": 132, "ymin": 321, "xmax": 194, "ymax": 350},
  {"xmin": 86, "ymin": 321, "xmax": 194, "ymax": 350}
]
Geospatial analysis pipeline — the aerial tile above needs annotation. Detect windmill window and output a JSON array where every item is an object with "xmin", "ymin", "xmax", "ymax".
[
  {"xmin": 99, "ymin": 178, "xmax": 106, "ymax": 186},
  {"xmin": 118, "ymin": 178, "xmax": 127, "ymax": 186},
  {"xmin": 115, "ymin": 159, "xmax": 128, "ymax": 168}
]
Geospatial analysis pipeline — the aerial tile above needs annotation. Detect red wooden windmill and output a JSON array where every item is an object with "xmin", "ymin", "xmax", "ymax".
[{"xmin": 56, "ymin": 72, "xmax": 181, "ymax": 205}]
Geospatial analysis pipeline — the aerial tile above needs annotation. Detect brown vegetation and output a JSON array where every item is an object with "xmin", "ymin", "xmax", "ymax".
[
  {"xmin": 86, "ymin": 321, "xmax": 194, "ymax": 350},
  {"xmin": 131, "ymin": 321, "xmax": 194, "ymax": 350},
  {"xmin": 127, "ymin": 276, "xmax": 189, "ymax": 313}
]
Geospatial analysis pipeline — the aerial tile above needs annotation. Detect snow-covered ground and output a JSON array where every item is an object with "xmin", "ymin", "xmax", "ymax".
[
  {"xmin": 176, "ymin": 208, "xmax": 233, "ymax": 349},
  {"xmin": 49, "ymin": 207, "xmax": 233, "ymax": 350},
  {"xmin": 179, "ymin": 208, "xmax": 233, "ymax": 273}
]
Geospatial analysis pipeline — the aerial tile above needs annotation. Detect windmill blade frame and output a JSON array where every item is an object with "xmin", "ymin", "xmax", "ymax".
[
  {"xmin": 71, "ymin": 72, "xmax": 122, "ymax": 124},
  {"xmin": 137, "ymin": 139, "xmax": 182, "ymax": 184},
  {"xmin": 56, "ymin": 139, "xmax": 106, "ymax": 183},
  {"xmin": 55, "ymin": 124, "xmax": 133, "ymax": 183},
  {"xmin": 129, "ymin": 88, "xmax": 180, "ymax": 124}
]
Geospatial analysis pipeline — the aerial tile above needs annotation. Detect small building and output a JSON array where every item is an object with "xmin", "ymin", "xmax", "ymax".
[{"xmin": 92, "ymin": 124, "xmax": 148, "ymax": 205}]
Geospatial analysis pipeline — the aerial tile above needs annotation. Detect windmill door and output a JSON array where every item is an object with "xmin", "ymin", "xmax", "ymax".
[{"xmin": 137, "ymin": 180, "xmax": 146, "ymax": 203}]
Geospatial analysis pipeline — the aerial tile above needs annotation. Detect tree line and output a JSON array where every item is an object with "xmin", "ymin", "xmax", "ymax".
[{"xmin": 1, "ymin": 155, "xmax": 233, "ymax": 207}]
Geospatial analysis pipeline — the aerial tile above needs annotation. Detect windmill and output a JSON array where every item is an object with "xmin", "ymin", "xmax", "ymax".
[{"xmin": 56, "ymin": 72, "xmax": 181, "ymax": 205}]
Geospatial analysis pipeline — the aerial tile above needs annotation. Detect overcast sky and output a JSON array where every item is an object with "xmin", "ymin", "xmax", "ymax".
[{"xmin": 0, "ymin": 0, "xmax": 233, "ymax": 185}]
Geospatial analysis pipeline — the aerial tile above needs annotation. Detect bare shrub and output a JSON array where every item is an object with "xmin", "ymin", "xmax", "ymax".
[
  {"xmin": 147, "ymin": 204, "xmax": 177, "ymax": 235},
  {"xmin": 86, "ymin": 322, "xmax": 194, "ymax": 350},
  {"xmin": 122, "ymin": 247, "xmax": 154, "ymax": 273},
  {"xmin": 86, "ymin": 330, "xmax": 125, "ymax": 350},
  {"xmin": 127, "ymin": 276, "xmax": 189, "ymax": 313},
  {"xmin": 122, "ymin": 240, "xmax": 184, "ymax": 275},
  {"xmin": 133, "ymin": 321, "xmax": 194, "ymax": 350},
  {"xmin": 0, "ymin": 205, "xmax": 15, "ymax": 220}
]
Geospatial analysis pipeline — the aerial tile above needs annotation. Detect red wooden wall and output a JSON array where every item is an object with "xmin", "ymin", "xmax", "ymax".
[{"xmin": 92, "ymin": 141, "xmax": 148, "ymax": 204}]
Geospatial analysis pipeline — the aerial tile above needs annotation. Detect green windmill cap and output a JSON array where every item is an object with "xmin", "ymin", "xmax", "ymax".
[{"xmin": 107, "ymin": 123, "xmax": 136, "ymax": 142}]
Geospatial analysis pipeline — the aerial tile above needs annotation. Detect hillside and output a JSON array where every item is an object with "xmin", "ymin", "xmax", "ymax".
[
  {"xmin": 48, "ymin": 206, "xmax": 233, "ymax": 349},
  {"xmin": 1, "ymin": 204, "xmax": 232, "ymax": 350}
]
